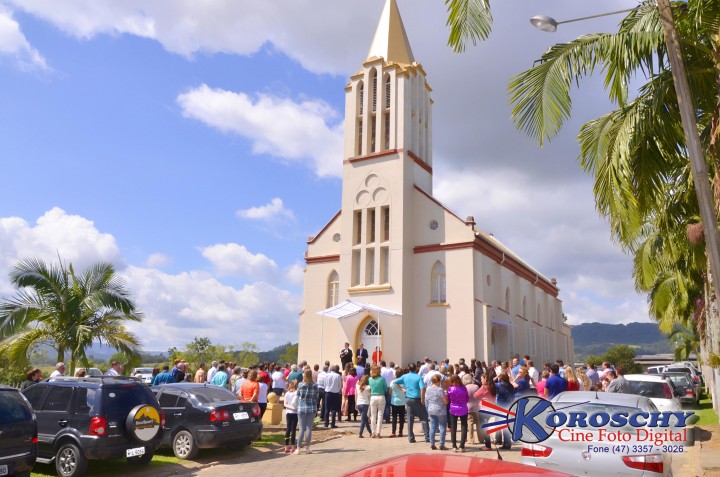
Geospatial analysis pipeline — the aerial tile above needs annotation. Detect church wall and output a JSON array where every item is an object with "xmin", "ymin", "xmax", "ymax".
[{"xmin": 298, "ymin": 261, "xmax": 342, "ymax": 366}]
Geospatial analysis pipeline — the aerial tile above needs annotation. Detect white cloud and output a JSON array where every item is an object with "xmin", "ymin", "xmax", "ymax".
[
  {"xmin": 237, "ymin": 198, "xmax": 295, "ymax": 222},
  {"xmin": 0, "ymin": 209, "xmax": 302, "ymax": 351},
  {"xmin": 0, "ymin": 207, "xmax": 123, "ymax": 274},
  {"xmin": 5, "ymin": 0, "xmax": 378, "ymax": 75},
  {"xmin": 0, "ymin": 7, "xmax": 48, "ymax": 70},
  {"xmin": 284, "ymin": 261, "xmax": 305, "ymax": 287},
  {"xmin": 122, "ymin": 266, "xmax": 300, "ymax": 351},
  {"xmin": 200, "ymin": 243, "xmax": 279, "ymax": 281},
  {"xmin": 177, "ymin": 84, "xmax": 343, "ymax": 177},
  {"xmin": 145, "ymin": 252, "xmax": 172, "ymax": 269}
]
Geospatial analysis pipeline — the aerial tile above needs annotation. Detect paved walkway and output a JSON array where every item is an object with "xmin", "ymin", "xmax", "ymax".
[{"xmin": 131, "ymin": 419, "xmax": 717, "ymax": 477}]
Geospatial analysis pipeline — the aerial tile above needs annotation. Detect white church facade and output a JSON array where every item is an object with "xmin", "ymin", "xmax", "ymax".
[{"xmin": 298, "ymin": 0, "xmax": 574, "ymax": 367}]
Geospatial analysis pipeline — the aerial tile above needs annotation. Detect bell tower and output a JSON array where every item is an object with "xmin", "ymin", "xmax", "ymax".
[{"xmin": 342, "ymin": 0, "xmax": 433, "ymax": 192}]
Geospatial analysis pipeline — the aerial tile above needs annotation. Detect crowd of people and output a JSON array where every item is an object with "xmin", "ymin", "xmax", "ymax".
[{"xmin": 21, "ymin": 348, "xmax": 632, "ymax": 455}]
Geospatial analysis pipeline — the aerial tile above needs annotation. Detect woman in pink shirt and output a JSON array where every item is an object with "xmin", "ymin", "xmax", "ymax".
[
  {"xmin": 344, "ymin": 368, "xmax": 359, "ymax": 421},
  {"xmin": 535, "ymin": 369, "xmax": 549, "ymax": 397},
  {"xmin": 473, "ymin": 373, "xmax": 496, "ymax": 451}
]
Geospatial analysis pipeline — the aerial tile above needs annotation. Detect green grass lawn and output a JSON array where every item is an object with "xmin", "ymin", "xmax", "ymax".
[
  {"xmin": 30, "ymin": 433, "xmax": 286, "ymax": 477},
  {"xmin": 689, "ymin": 395, "xmax": 719, "ymax": 426}
]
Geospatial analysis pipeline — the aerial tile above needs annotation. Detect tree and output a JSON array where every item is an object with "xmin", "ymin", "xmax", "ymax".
[
  {"xmin": 603, "ymin": 345, "xmax": 642, "ymax": 374},
  {"xmin": 108, "ymin": 349, "xmax": 142, "ymax": 373},
  {"xmin": 670, "ymin": 322, "xmax": 701, "ymax": 361},
  {"xmin": 0, "ymin": 258, "xmax": 143, "ymax": 372},
  {"xmin": 279, "ymin": 343, "xmax": 299, "ymax": 365},
  {"xmin": 236, "ymin": 342, "xmax": 259, "ymax": 368},
  {"xmin": 185, "ymin": 336, "xmax": 215, "ymax": 369}
]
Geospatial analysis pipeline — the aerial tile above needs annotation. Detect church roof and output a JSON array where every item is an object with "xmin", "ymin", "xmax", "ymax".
[{"xmin": 367, "ymin": 0, "xmax": 415, "ymax": 65}]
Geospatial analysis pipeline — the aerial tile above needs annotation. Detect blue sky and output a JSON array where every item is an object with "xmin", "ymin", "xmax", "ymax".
[{"xmin": 0, "ymin": 0, "xmax": 650, "ymax": 352}]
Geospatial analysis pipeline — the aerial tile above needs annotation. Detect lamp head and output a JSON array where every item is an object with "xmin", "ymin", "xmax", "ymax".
[{"xmin": 530, "ymin": 15, "xmax": 558, "ymax": 33}]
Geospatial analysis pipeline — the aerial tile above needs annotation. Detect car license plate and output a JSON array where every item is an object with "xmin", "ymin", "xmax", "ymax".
[
  {"xmin": 126, "ymin": 447, "xmax": 145, "ymax": 457},
  {"xmin": 233, "ymin": 412, "xmax": 249, "ymax": 420},
  {"xmin": 0, "ymin": 465, "xmax": 7, "ymax": 476}
]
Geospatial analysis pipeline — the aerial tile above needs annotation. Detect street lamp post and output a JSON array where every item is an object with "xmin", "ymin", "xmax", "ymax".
[{"xmin": 532, "ymin": 2, "xmax": 720, "ymax": 405}]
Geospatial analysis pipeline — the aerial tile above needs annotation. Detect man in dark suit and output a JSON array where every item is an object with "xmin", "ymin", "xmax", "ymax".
[
  {"xmin": 340, "ymin": 342, "xmax": 353, "ymax": 369},
  {"xmin": 356, "ymin": 343, "xmax": 368, "ymax": 366}
]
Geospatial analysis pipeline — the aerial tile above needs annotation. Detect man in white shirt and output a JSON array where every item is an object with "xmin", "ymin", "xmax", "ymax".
[
  {"xmin": 317, "ymin": 365, "xmax": 328, "ymax": 417},
  {"xmin": 271, "ymin": 367, "xmax": 286, "ymax": 396},
  {"xmin": 206, "ymin": 361, "xmax": 218, "ymax": 383},
  {"xmin": 419, "ymin": 357, "xmax": 431, "ymax": 377},
  {"xmin": 50, "ymin": 362, "xmax": 65, "ymax": 378},
  {"xmin": 105, "ymin": 361, "xmax": 123, "ymax": 376},
  {"xmin": 381, "ymin": 361, "xmax": 395, "ymax": 423},
  {"xmin": 423, "ymin": 364, "xmax": 442, "ymax": 386},
  {"xmin": 323, "ymin": 365, "xmax": 342, "ymax": 428}
]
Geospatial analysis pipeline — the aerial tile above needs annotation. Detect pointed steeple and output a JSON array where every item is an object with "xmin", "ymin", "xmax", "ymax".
[{"xmin": 367, "ymin": 0, "xmax": 415, "ymax": 65}]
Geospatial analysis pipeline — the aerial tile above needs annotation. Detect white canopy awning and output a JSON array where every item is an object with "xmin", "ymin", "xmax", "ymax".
[
  {"xmin": 316, "ymin": 299, "xmax": 401, "ymax": 319},
  {"xmin": 491, "ymin": 318, "xmax": 516, "ymax": 327}
]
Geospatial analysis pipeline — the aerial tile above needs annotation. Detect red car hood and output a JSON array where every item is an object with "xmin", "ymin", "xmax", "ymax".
[{"xmin": 342, "ymin": 453, "xmax": 572, "ymax": 477}]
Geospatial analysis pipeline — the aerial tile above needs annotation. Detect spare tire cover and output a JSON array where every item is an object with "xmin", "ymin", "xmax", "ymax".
[{"xmin": 125, "ymin": 404, "xmax": 161, "ymax": 443}]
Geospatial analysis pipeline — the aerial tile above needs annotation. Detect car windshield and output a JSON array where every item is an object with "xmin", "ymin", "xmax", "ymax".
[
  {"xmin": 666, "ymin": 374, "xmax": 690, "ymax": 386},
  {"xmin": 0, "ymin": 391, "xmax": 32, "ymax": 425},
  {"xmin": 132, "ymin": 368, "xmax": 153, "ymax": 374},
  {"xmin": 627, "ymin": 381, "xmax": 668, "ymax": 399},
  {"xmin": 192, "ymin": 386, "xmax": 238, "ymax": 404},
  {"xmin": 102, "ymin": 385, "xmax": 157, "ymax": 418},
  {"xmin": 667, "ymin": 367, "xmax": 693, "ymax": 375}
]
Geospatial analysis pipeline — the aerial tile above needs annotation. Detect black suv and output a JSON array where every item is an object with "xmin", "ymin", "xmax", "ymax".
[
  {"xmin": 0, "ymin": 385, "xmax": 37, "ymax": 477},
  {"xmin": 22, "ymin": 376, "xmax": 163, "ymax": 477}
]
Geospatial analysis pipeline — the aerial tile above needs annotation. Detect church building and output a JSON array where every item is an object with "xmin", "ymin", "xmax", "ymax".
[{"xmin": 298, "ymin": 0, "xmax": 574, "ymax": 367}]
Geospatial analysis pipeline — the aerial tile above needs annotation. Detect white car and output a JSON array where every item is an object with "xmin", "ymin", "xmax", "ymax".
[
  {"xmin": 522, "ymin": 391, "xmax": 673, "ymax": 476},
  {"xmin": 624, "ymin": 374, "xmax": 682, "ymax": 413},
  {"xmin": 71, "ymin": 367, "xmax": 103, "ymax": 377},
  {"xmin": 130, "ymin": 367, "xmax": 155, "ymax": 384}
]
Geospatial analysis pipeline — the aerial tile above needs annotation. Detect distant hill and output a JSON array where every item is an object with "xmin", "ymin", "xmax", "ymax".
[
  {"xmin": 572, "ymin": 322, "xmax": 671, "ymax": 361},
  {"xmin": 258, "ymin": 342, "xmax": 296, "ymax": 363}
]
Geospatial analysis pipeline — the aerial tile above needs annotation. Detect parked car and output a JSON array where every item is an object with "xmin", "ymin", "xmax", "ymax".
[
  {"xmin": 23, "ymin": 376, "xmax": 163, "ymax": 477},
  {"xmin": 522, "ymin": 391, "xmax": 672, "ymax": 477},
  {"xmin": 343, "ymin": 453, "xmax": 573, "ymax": 477},
  {"xmin": 0, "ymin": 385, "xmax": 37, "ymax": 477},
  {"xmin": 151, "ymin": 383, "xmax": 262, "ymax": 459},
  {"xmin": 663, "ymin": 371, "xmax": 699, "ymax": 405},
  {"xmin": 70, "ymin": 368, "xmax": 103, "ymax": 378},
  {"xmin": 665, "ymin": 364, "xmax": 704, "ymax": 392},
  {"xmin": 624, "ymin": 374, "xmax": 682, "ymax": 414},
  {"xmin": 130, "ymin": 368, "xmax": 154, "ymax": 385},
  {"xmin": 647, "ymin": 365, "xmax": 666, "ymax": 375}
]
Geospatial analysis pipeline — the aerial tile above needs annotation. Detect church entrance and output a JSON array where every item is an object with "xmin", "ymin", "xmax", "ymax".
[{"xmin": 357, "ymin": 317, "xmax": 382, "ymax": 363}]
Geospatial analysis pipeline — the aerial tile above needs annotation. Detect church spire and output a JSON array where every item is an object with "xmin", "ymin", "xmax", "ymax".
[{"xmin": 367, "ymin": 0, "xmax": 415, "ymax": 65}]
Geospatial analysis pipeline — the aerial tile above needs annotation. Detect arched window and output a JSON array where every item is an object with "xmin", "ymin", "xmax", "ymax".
[
  {"xmin": 364, "ymin": 320, "xmax": 380, "ymax": 336},
  {"xmin": 371, "ymin": 69, "xmax": 378, "ymax": 112},
  {"xmin": 327, "ymin": 271, "xmax": 339, "ymax": 308},
  {"xmin": 385, "ymin": 75, "xmax": 391, "ymax": 109},
  {"xmin": 505, "ymin": 287, "xmax": 510, "ymax": 312},
  {"xmin": 430, "ymin": 261, "xmax": 447, "ymax": 304},
  {"xmin": 358, "ymin": 81, "xmax": 364, "ymax": 115}
]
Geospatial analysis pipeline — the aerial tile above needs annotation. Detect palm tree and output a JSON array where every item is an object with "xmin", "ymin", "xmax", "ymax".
[
  {"xmin": 670, "ymin": 322, "xmax": 701, "ymax": 361},
  {"xmin": 0, "ymin": 257, "xmax": 142, "ymax": 372}
]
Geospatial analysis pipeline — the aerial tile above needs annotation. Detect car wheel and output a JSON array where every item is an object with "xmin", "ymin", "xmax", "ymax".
[
  {"xmin": 173, "ymin": 430, "xmax": 199, "ymax": 459},
  {"xmin": 127, "ymin": 451, "xmax": 153, "ymax": 465},
  {"xmin": 55, "ymin": 442, "xmax": 88, "ymax": 477}
]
